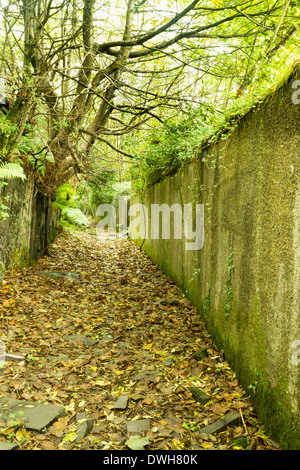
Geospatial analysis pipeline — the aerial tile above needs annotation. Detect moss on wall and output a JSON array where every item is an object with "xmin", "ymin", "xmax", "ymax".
[
  {"xmin": 0, "ymin": 174, "xmax": 59, "ymax": 279},
  {"xmin": 130, "ymin": 67, "xmax": 300, "ymax": 449}
]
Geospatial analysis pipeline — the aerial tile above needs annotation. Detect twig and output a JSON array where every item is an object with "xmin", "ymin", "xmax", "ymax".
[{"xmin": 239, "ymin": 408, "xmax": 249, "ymax": 436}]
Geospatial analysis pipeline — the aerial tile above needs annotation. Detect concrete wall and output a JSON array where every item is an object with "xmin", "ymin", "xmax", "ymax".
[
  {"xmin": 0, "ymin": 174, "xmax": 58, "ymax": 282},
  {"xmin": 131, "ymin": 68, "xmax": 300, "ymax": 449}
]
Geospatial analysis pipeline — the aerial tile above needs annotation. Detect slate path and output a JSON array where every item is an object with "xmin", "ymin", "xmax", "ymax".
[{"xmin": 0, "ymin": 229, "xmax": 280, "ymax": 450}]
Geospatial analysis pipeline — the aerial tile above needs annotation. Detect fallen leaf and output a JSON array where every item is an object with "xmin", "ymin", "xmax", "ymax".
[
  {"xmin": 41, "ymin": 440, "xmax": 57, "ymax": 450},
  {"xmin": 125, "ymin": 435, "xmax": 150, "ymax": 450}
]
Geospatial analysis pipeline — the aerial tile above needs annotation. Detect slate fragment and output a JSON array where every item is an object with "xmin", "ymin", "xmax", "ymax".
[
  {"xmin": 112, "ymin": 396, "xmax": 129, "ymax": 410},
  {"xmin": 75, "ymin": 412, "xmax": 94, "ymax": 444},
  {"xmin": 4, "ymin": 354, "xmax": 25, "ymax": 363},
  {"xmin": 0, "ymin": 397, "xmax": 66, "ymax": 432},
  {"xmin": 132, "ymin": 370, "xmax": 160, "ymax": 382},
  {"xmin": 37, "ymin": 271, "xmax": 79, "ymax": 280},
  {"xmin": 160, "ymin": 299, "xmax": 179, "ymax": 306},
  {"xmin": 115, "ymin": 342, "xmax": 131, "ymax": 350},
  {"xmin": 0, "ymin": 441, "xmax": 19, "ymax": 450},
  {"xmin": 192, "ymin": 348, "xmax": 208, "ymax": 361},
  {"xmin": 199, "ymin": 412, "xmax": 241, "ymax": 435},
  {"xmin": 62, "ymin": 334, "xmax": 98, "ymax": 346},
  {"xmin": 126, "ymin": 419, "xmax": 151, "ymax": 434},
  {"xmin": 189, "ymin": 387, "xmax": 210, "ymax": 405},
  {"xmin": 163, "ymin": 357, "xmax": 173, "ymax": 367}
]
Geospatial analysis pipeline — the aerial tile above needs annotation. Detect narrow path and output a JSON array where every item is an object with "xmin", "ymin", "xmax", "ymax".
[{"xmin": 0, "ymin": 229, "xmax": 279, "ymax": 450}]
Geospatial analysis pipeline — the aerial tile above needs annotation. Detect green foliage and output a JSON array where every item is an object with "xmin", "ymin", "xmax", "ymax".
[
  {"xmin": 231, "ymin": 437, "xmax": 249, "ymax": 450},
  {"xmin": 0, "ymin": 163, "xmax": 26, "ymax": 181},
  {"xmin": 52, "ymin": 183, "xmax": 90, "ymax": 227},
  {"xmin": 129, "ymin": 102, "xmax": 248, "ymax": 190},
  {"xmin": 248, "ymin": 369, "xmax": 260, "ymax": 396},
  {"xmin": 0, "ymin": 410, "xmax": 27, "ymax": 442},
  {"xmin": 129, "ymin": 57, "xmax": 300, "ymax": 192},
  {"xmin": 0, "ymin": 0, "xmax": 299, "ymax": 197},
  {"xmin": 0, "ymin": 195, "xmax": 10, "ymax": 220},
  {"xmin": 0, "ymin": 112, "xmax": 28, "ymax": 161},
  {"xmin": 147, "ymin": 105, "xmax": 224, "ymax": 163},
  {"xmin": 89, "ymin": 169, "xmax": 118, "ymax": 209},
  {"xmin": 61, "ymin": 207, "xmax": 90, "ymax": 227},
  {"xmin": 75, "ymin": 159, "xmax": 131, "ymax": 216},
  {"xmin": 74, "ymin": 164, "xmax": 118, "ymax": 215},
  {"xmin": 19, "ymin": 130, "xmax": 54, "ymax": 177},
  {"xmin": 52, "ymin": 183, "xmax": 75, "ymax": 211},
  {"xmin": 0, "ymin": 110, "xmax": 52, "ymax": 178},
  {"xmin": 111, "ymin": 181, "xmax": 131, "ymax": 206},
  {"xmin": 0, "ymin": 162, "xmax": 26, "ymax": 220},
  {"xmin": 0, "ymin": 118, "xmax": 18, "ymax": 139}
]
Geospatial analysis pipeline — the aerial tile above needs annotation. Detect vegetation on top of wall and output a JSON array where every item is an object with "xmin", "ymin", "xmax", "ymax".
[{"xmin": 129, "ymin": 61, "xmax": 300, "ymax": 193}]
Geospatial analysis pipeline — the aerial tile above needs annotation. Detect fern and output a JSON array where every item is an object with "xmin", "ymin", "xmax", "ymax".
[
  {"xmin": 0, "ymin": 163, "xmax": 26, "ymax": 219},
  {"xmin": 52, "ymin": 183, "xmax": 75, "ymax": 210},
  {"xmin": 0, "ymin": 163, "xmax": 26, "ymax": 181},
  {"xmin": 61, "ymin": 207, "xmax": 90, "ymax": 226}
]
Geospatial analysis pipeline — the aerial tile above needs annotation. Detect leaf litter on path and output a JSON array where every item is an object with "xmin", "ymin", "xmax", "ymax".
[{"xmin": 0, "ymin": 229, "xmax": 280, "ymax": 450}]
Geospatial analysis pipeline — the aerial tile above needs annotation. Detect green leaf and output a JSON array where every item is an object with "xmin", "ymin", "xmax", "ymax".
[{"xmin": 63, "ymin": 431, "xmax": 77, "ymax": 443}]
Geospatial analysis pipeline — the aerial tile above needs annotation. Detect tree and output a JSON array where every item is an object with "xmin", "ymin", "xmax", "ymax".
[{"xmin": 0, "ymin": 0, "xmax": 297, "ymax": 196}]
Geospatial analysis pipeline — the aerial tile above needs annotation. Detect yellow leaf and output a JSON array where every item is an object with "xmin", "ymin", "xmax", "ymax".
[
  {"xmin": 231, "ymin": 392, "xmax": 242, "ymax": 399},
  {"xmin": 201, "ymin": 442, "xmax": 214, "ymax": 449},
  {"xmin": 145, "ymin": 343, "xmax": 152, "ymax": 350},
  {"xmin": 160, "ymin": 420, "xmax": 169, "ymax": 426},
  {"xmin": 3, "ymin": 299, "xmax": 15, "ymax": 308},
  {"xmin": 143, "ymin": 397, "xmax": 154, "ymax": 405},
  {"xmin": 95, "ymin": 379, "xmax": 110, "ymax": 387},
  {"xmin": 16, "ymin": 429, "xmax": 30, "ymax": 441},
  {"xmin": 65, "ymin": 400, "xmax": 76, "ymax": 412}
]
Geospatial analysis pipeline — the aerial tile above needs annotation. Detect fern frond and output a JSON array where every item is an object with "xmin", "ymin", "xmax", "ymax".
[
  {"xmin": 61, "ymin": 207, "xmax": 90, "ymax": 226},
  {"xmin": 0, "ymin": 163, "xmax": 26, "ymax": 181}
]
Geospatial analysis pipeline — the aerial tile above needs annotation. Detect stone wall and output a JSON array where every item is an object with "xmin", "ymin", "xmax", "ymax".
[
  {"xmin": 130, "ymin": 68, "xmax": 300, "ymax": 449},
  {"xmin": 0, "ymin": 174, "xmax": 58, "ymax": 282}
]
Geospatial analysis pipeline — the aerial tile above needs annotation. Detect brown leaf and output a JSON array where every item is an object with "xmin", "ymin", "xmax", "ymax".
[{"xmin": 41, "ymin": 440, "xmax": 57, "ymax": 450}]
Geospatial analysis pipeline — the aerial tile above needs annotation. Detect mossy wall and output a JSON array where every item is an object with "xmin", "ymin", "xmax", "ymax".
[
  {"xmin": 0, "ymin": 174, "xmax": 58, "ymax": 282},
  {"xmin": 130, "ymin": 70, "xmax": 300, "ymax": 449}
]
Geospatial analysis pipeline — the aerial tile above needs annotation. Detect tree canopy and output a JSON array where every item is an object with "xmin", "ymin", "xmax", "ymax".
[{"xmin": 0, "ymin": 0, "xmax": 299, "ymax": 196}]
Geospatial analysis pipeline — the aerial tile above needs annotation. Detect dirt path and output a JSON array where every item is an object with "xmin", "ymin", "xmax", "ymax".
[{"xmin": 0, "ymin": 229, "xmax": 279, "ymax": 450}]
